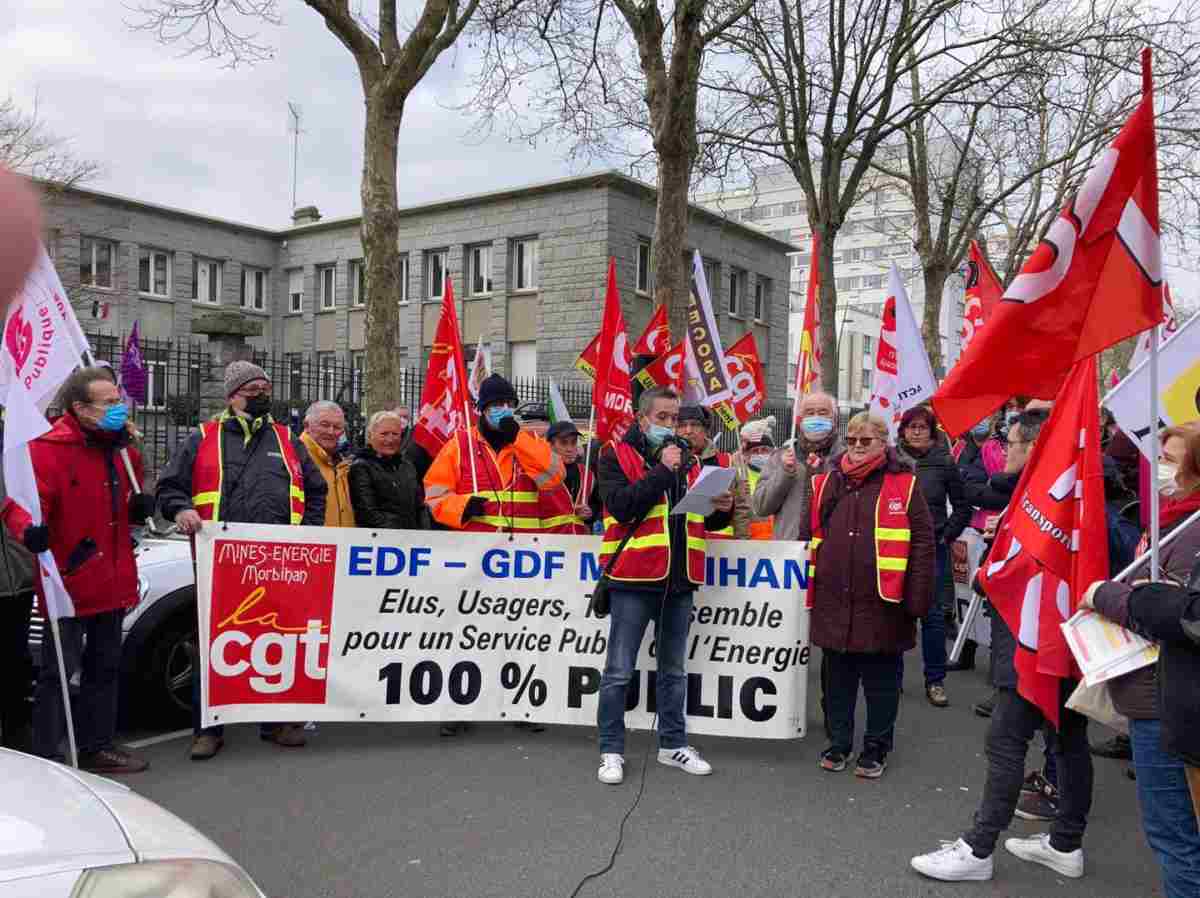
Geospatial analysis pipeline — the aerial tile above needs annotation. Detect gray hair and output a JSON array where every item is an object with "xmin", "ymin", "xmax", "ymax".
[
  {"xmin": 638, "ymin": 386, "xmax": 679, "ymax": 416},
  {"xmin": 798, "ymin": 391, "xmax": 839, "ymax": 425},
  {"xmin": 304, "ymin": 400, "xmax": 345, "ymax": 425},
  {"xmin": 366, "ymin": 409, "xmax": 405, "ymax": 437}
]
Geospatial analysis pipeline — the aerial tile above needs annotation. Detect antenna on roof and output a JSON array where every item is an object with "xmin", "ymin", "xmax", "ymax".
[{"xmin": 287, "ymin": 102, "xmax": 304, "ymax": 212}]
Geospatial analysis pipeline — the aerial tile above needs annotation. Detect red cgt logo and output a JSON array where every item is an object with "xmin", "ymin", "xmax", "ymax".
[
  {"xmin": 207, "ymin": 540, "xmax": 337, "ymax": 707},
  {"xmin": 5, "ymin": 308, "xmax": 32, "ymax": 372}
]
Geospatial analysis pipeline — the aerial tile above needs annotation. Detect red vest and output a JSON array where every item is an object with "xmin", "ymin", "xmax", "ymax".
[
  {"xmin": 192, "ymin": 417, "xmax": 305, "ymax": 524},
  {"xmin": 543, "ymin": 463, "xmax": 596, "ymax": 535},
  {"xmin": 600, "ymin": 442, "xmax": 706, "ymax": 584},
  {"xmin": 453, "ymin": 430, "xmax": 544, "ymax": 533},
  {"xmin": 809, "ymin": 468, "xmax": 916, "ymax": 606}
]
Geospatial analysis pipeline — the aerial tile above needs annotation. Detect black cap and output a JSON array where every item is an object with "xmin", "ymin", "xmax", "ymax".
[
  {"xmin": 546, "ymin": 420, "xmax": 582, "ymax": 442},
  {"xmin": 678, "ymin": 405, "xmax": 710, "ymax": 426},
  {"xmin": 476, "ymin": 373, "xmax": 519, "ymax": 411}
]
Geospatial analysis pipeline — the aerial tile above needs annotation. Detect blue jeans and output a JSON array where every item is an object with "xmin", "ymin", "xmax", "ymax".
[
  {"xmin": 920, "ymin": 542, "xmax": 948, "ymax": 686},
  {"xmin": 825, "ymin": 650, "xmax": 902, "ymax": 759},
  {"xmin": 597, "ymin": 588, "xmax": 693, "ymax": 754},
  {"xmin": 1130, "ymin": 718, "xmax": 1200, "ymax": 898}
]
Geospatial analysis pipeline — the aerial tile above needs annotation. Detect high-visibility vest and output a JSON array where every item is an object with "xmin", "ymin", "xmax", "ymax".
[
  {"xmin": 452, "ymin": 430, "xmax": 544, "ymax": 533},
  {"xmin": 600, "ymin": 442, "xmax": 706, "ymax": 584},
  {"xmin": 543, "ymin": 463, "xmax": 596, "ymax": 535},
  {"xmin": 746, "ymin": 467, "xmax": 774, "ymax": 540},
  {"xmin": 704, "ymin": 451, "xmax": 736, "ymax": 539},
  {"xmin": 192, "ymin": 417, "xmax": 305, "ymax": 524},
  {"xmin": 809, "ymin": 468, "xmax": 915, "ymax": 605}
]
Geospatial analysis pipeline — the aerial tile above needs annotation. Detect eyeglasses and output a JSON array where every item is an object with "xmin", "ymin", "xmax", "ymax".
[{"xmin": 845, "ymin": 436, "xmax": 880, "ymax": 448}]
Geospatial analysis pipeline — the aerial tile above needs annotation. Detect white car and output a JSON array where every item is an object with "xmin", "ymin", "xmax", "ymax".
[{"xmin": 0, "ymin": 746, "xmax": 265, "ymax": 897}]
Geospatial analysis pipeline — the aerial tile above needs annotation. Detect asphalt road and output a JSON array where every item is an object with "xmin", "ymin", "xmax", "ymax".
[{"xmin": 125, "ymin": 657, "xmax": 1160, "ymax": 898}]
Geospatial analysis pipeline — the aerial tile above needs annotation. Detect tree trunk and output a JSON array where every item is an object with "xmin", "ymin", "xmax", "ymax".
[
  {"xmin": 654, "ymin": 148, "xmax": 692, "ymax": 337},
  {"xmin": 920, "ymin": 263, "xmax": 950, "ymax": 377},
  {"xmin": 815, "ymin": 225, "xmax": 840, "ymax": 398},
  {"xmin": 361, "ymin": 97, "xmax": 404, "ymax": 414}
]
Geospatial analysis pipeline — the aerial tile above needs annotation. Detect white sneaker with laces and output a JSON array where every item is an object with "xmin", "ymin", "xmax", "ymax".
[
  {"xmin": 1004, "ymin": 833, "xmax": 1084, "ymax": 878},
  {"xmin": 910, "ymin": 838, "xmax": 994, "ymax": 882},
  {"xmin": 657, "ymin": 746, "xmax": 713, "ymax": 776},
  {"xmin": 597, "ymin": 753, "xmax": 625, "ymax": 785}
]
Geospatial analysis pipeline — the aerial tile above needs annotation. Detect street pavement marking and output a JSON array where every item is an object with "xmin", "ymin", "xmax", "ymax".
[{"xmin": 125, "ymin": 729, "xmax": 192, "ymax": 749}]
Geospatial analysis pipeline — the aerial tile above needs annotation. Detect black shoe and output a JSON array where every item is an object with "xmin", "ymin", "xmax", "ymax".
[
  {"xmin": 1014, "ymin": 772, "xmax": 1059, "ymax": 821},
  {"xmin": 1090, "ymin": 733, "xmax": 1132, "ymax": 760},
  {"xmin": 973, "ymin": 693, "xmax": 996, "ymax": 718}
]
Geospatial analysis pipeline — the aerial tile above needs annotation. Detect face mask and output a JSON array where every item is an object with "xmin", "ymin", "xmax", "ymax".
[
  {"xmin": 244, "ymin": 395, "xmax": 272, "ymax": 420},
  {"xmin": 801, "ymin": 416, "xmax": 834, "ymax": 437},
  {"xmin": 748, "ymin": 455, "xmax": 768, "ymax": 471},
  {"xmin": 97, "ymin": 403, "xmax": 128, "ymax": 432},
  {"xmin": 970, "ymin": 423, "xmax": 991, "ymax": 440},
  {"xmin": 485, "ymin": 405, "xmax": 514, "ymax": 429},
  {"xmin": 1158, "ymin": 463, "xmax": 1180, "ymax": 494},
  {"xmin": 645, "ymin": 423, "xmax": 673, "ymax": 447}
]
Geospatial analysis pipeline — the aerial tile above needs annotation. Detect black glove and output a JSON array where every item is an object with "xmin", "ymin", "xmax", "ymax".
[
  {"xmin": 128, "ymin": 492, "xmax": 157, "ymax": 525},
  {"xmin": 498, "ymin": 416, "xmax": 520, "ymax": 444},
  {"xmin": 22, "ymin": 524, "xmax": 49, "ymax": 554},
  {"xmin": 463, "ymin": 496, "xmax": 488, "ymax": 522}
]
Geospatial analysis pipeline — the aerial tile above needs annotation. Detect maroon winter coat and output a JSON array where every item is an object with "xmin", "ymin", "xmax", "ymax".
[
  {"xmin": 801, "ymin": 449, "xmax": 936, "ymax": 654},
  {"xmin": 3, "ymin": 414, "xmax": 144, "ymax": 617}
]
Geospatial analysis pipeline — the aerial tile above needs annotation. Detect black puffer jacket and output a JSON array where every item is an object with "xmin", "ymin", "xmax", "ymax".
[
  {"xmin": 349, "ymin": 447, "xmax": 429, "ymax": 530},
  {"xmin": 898, "ymin": 441, "xmax": 971, "ymax": 543}
]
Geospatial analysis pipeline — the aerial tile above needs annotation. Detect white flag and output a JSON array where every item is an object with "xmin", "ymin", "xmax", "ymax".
[
  {"xmin": 468, "ymin": 335, "xmax": 491, "ymax": 401},
  {"xmin": 547, "ymin": 377, "xmax": 570, "ymax": 424},
  {"xmin": 1104, "ymin": 310, "xmax": 1200, "ymax": 460},
  {"xmin": 686, "ymin": 250, "xmax": 732, "ymax": 406},
  {"xmin": 869, "ymin": 264, "xmax": 937, "ymax": 438}
]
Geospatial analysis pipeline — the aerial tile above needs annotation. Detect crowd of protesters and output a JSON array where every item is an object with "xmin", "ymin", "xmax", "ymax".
[{"xmin": 1, "ymin": 346, "xmax": 1198, "ymax": 893}]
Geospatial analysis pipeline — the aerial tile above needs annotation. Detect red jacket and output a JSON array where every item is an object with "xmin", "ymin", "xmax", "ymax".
[{"xmin": 3, "ymin": 415, "xmax": 144, "ymax": 618}]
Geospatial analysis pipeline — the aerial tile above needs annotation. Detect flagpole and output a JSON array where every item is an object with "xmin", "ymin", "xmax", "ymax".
[
  {"xmin": 1149, "ymin": 324, "xmax": 1161, "ymax": 580},
  {"xmin": 579, "ymin": 405, "xmax": 596, "ymax": 507},
  {"xmin": 45, "ymin": 603, "xmax": 78, "ymax": 768},
  {"xmin": 1113, "ymin": 504, "xmax": 1200, "ymax": 583}
]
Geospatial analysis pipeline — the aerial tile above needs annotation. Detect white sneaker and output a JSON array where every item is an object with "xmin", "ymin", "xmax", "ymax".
[
  {"xmin": 1004, "ymin": 833, "xmax": 1084, "ymax": 878},
  {"xmin": 911, "ymin": 839, "xmax": 994, "ymax": 882},
  {"xmin": 597, "ymin": 753, "xmax": 624, "ymax": 785},
  {"xmin": 657, "ymin": 746, "xmax": 713, "ymax": 776}
]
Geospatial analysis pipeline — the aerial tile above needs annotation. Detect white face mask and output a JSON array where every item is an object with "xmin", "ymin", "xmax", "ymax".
[{"xmin": 1158, "ymin": 463, "xmax": 1180, "ymax": 494}]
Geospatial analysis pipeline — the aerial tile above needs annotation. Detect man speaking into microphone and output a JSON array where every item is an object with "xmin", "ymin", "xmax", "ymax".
[{"xmin": 593, "ymin": 387, "xmax": 733, "ymax": 785}]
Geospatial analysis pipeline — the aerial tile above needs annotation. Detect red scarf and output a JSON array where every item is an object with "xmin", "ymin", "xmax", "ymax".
[
  {"xmin": 1162, "ymin": 489, "xmax": 1200, "ymax": 530},
  {"xmin": 840, "ymin": 450, "xmax": 886, "ymax": 486}
]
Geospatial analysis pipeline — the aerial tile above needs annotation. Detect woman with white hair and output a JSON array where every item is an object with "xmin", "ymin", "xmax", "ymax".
[
  {"xmin": 348, "ymin": 409, "xmax": 429, "ymax": 530},
  {"xmin": 735, "ymin": 415, "xmax": 778, "ymax": 540}
]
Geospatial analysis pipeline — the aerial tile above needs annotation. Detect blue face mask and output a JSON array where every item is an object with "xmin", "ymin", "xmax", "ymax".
[
  {"xmin": 970, "ymin": 423, "xmax": 991, "ymax": 440},
  {"xmin": 801, "ymin": 416, "xmax": 834, "ymax": 437},
  {"xmin": 98, "ymin": 403, "xmax": 128, "ymax": 433},
  {"xmin": 645, "ymin": 423, "xmax": 673, "ymax": 447},
  {"xmin": 485, "ymin": 405, "xmax": 515, "ymax": 429}
]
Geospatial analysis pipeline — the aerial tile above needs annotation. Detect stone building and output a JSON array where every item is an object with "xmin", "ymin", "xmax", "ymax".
[{"xmin": 40, "ymin": 171, "xmax": 794, "ymax": 405}]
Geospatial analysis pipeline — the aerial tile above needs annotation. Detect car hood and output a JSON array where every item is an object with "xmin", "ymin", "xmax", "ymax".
[
  {"xmin": 134, "ymin": 536, "xmax": 194, "ymax": 569},
  {"xmin": 0, "ymin": 749, "xmax": 235, "ymax": 883}
]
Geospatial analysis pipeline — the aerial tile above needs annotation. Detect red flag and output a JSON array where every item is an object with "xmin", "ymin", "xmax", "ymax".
[
  {"xmin": 592, "ymin": 258, "xmax": 634, "ymax": 442},
  {"xmin": 959, "ymin": 240, "xmax": 1003, "ymax": 353},
  {"xmin": 722, "ymin": 332, "xmax": 766, "ymax": 424},
  {"xmin": 575, "ymin": 333, "xmax": 600, "ymax": 379},
  {"xmin": 412, "ymin": 279, "xmax": 471, "ymax": 460},
  {"xmin": 978, "ymin": 357, "xmax": 1109, "ymax": 726},
  {"xmin": 793, "ymin": 233, "xmax": 822, "ymax": 396},
  {"xmin": 932, "ymin": 50, "xmax": 1162, "ymax": 436},
  {"xmin": 632, "ymin": 305, "xmax": 671, "ymax": 357},
  {"xmin": 634, "ymin": 341, "xmax": 685, "ymax": 393}
]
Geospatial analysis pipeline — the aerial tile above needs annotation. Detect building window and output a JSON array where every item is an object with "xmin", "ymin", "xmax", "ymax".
[
  {"xmin": 144, "ymin": 356, "xmax": 168, "ymax": 410},
  {"xmin": 80, "ymin": 237, "xmax": 115, "ymax": 289},
  {"xmin": 728, "ymin": 268, "xmax": 746, "ymax": 317},
  {"xmin": 468, "ymin": 244, "xmax": 493, "ymax": 296},
  {"xmin": 241, "ymin": 267, "xmax": 267, "ymax": 311},
  {"xmin": 863, "ymin": 335, "xmax": 874, "ymax": 358},
  {"xmin": 510, "ymin": 341, "xmax": 537, "ymax": 380},
  {"xmin": 138, "ymin": 248, "xmax": 171, "ymax": 297},
  {"xmin": 426, "ymin": 250, "xmax": 447, "ymax": 300},
  {"xmin": 192, "ymin": 258, "xmax": 221, "ymax": 304},
  {"xmin": 286, "ymin": 353, "xmax": 304, "ymax": 400},
  {"xmin": 351, "ymin": 350, "xmax": 366, "ymax": 410},
  {"xmin": 317, "ymin": 351, "xmax": 337, "ymax": 400},
  {"xmin": 754, "ymin": 278, "xmax": 768, "ymax": 322},
  {"xmin": 703, "ymin": 259, "xmax": 720, "ymax": 299},
  {"xmin": 513, "ymin": 238, "xmax": 538, "ymax": 291},
  {"xmin": 318, "ymin": 264, "xmax": 336, "ymax": 311},
  {"xmin": 349, "ymin": 260, "xmax": 366, "ymax": 308},
  {"xmin": 636, "ymin": 238, "xmax": 653, "ymax": 295},
  {"xmin": 398, "ymin": 254, "xmax": 410, "ymax": 304},
  {"xmin": 288, "ymin": 268, "xmax": 303, "ymax": 314}
]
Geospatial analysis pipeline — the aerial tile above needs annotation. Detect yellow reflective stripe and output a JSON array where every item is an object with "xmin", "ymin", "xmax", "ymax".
[
  {"xmin": 473, "ymin": 515, "xmax": 545, "ymax": 530},
  {"xmin": 602, "ymin": 503, "xmax": 668, "ymax": 530},
  {"xmin": 878, "ymin": 557, "xmax": 909, "ymax": 571},
  {"xmin": 686, "ymin": 536, "xmax": 707, "ymax": 552},
  {"xmin": 290, "ymin": 486, "xmax": 304, "ymax": 501},
  {"xmin": 193, "ymin": 491, "xmax": 220, "ymax": 506},
  {"xmin": 540, "ymin": 515, "xmax": 578, "ymax": 529},
  {"xmin": 600, "ymin": 532, "xmax": 670, "ymax": 553},
  {"xmin": 290, "ymin": 512, "xmax": 302, "ymax": 524},
  {"xmin": 811, "ymin": 537, "xmax": 824, "ymax": 549},
  {"xmin": 876, "ymin": 527, "xmax": 911, "ymax": 541},
  {"xmin": 472, "ymin": 491, "xmax": 541, "ymax": 504}
]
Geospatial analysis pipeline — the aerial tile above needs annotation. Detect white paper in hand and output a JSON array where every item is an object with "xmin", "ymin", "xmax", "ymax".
[{"xmin": 671, "ymin": 465, "xmax": 736, "ymax": 517}]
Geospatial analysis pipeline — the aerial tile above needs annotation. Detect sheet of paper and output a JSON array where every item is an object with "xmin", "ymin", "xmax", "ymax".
[
  {"xmin": 1061, "ymin": 609, "xmax": 1159, "ymax": 688},
  {"xmin": 670, "ymin": 465, "xmax": 736, "ymax": 517}
]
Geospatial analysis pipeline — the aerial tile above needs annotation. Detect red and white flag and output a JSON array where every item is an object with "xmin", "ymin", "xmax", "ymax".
[
  {"xmin": 793, "ymin": 234, "xmax": 822, "ymax": 396},
  {"xmin": 722, "ymin": 333, "xmax": 766, "ymax": 425},
  {"xmin": 632, "ymin": 305, "xmax": 671, "ymax": 357},
  {"xmin": 978, "ymin": 357, "xmax": 1108, "ymax": 725},
  {"xmin": 574, "ymin": 333, "xmax": 601, "ymax": 379},
  {"xmin": 633, "ymin": 341, "xmax": 685, "ymax": 393},
  {"xmin": 869, "ymin": 265, "xmax": 936, "ymax": 437},
  {"xmin": 467, "ymin": 334, "xmax": 491, "ymax": 401},
  {"xmin": 933, "ymin": 50, "xmax": 1163, "ymax": 436},
  {"xmin": 592, "ymin": 258, "xmax": 635, "ymax": 443},
  {"xmin": 411, "ymin": 279, "xmax": 471, "ymax": 460},
  {"xmin": 959, "ymin": 240, "xmax": 1003, "ymax": 354},
  {"xmin": 1127, "ymin": 282, "xmax": 1179, "ymax": 375}
]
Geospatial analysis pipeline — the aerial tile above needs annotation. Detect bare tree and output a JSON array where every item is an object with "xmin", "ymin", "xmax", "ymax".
[
  {"xmin": 0, "ymin": 95, "xmax": 100, "ymax": 188},
  {"xmin": 469, "ymin": 0, "xmax": 755, "ymax": 329},
  {"xmin": 128, "ymin": 0, "xmax": 506, "ymax": 412}
]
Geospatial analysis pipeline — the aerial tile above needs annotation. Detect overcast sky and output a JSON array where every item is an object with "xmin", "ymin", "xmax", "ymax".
[{"xmin": 1, "ymin": 0, "xmax": 593, "ymax": 228}]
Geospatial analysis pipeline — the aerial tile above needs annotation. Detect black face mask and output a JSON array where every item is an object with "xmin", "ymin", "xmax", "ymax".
[{"xmin": 243, "ymin": 395, "xmax": 272, "ymax": 420}]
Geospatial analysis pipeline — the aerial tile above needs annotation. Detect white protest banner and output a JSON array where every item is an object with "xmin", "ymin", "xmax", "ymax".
[
  {"xmin": 196, "ymin": 527, "xmax": 810, "ymax": 739},
  {"xmin": 951, "ymin": 530, "xmax": 990, "ymax": 647},
  {"xmin": 869, "ymin": 264, "xmax": 936, "ymax": 438}
]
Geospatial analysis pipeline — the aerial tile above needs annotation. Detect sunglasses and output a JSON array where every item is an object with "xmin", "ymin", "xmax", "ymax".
[{"xmin": 845, "ymin": 436, "xmax": 879, "ymax": 448}]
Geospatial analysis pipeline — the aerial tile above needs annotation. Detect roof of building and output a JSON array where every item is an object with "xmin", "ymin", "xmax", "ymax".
[{"xmin": 38, "ymin": 170, "xmax": 796, "ymax": 252}]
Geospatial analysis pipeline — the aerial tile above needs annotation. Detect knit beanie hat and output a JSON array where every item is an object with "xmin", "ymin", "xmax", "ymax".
[
  {"xmin": 740, "ymin": 415, "xmax": 776, "ymax": 448},
  {"xmin": 476, "ymin": 373, "xmax": 519, "ymax": 411},
  {"xmin": 224, "ymin": 360, "xmax": 270, "ymax": 398}
]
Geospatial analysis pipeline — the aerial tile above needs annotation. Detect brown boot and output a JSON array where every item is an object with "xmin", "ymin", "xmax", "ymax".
[
  {"xmin": 261, "ymin": 724, "xmax": 306, "ymax": 748},
  {"xmin": 190, "ymin": 733, "xmax": 224, "ymax": 760},
  {"xmin": 79, "ymin": 747, "xmax": 149, "ymax": 774}
]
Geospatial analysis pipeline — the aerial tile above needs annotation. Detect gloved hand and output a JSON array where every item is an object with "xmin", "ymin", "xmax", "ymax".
[
  {"xmin": 128, "ymin": 492, "xmax": 157, "ymax": 525},
  {"xmin": 463, "ymin": 496, "xmax": 488, "ymax": 522},
  {"xmin": 498, "ymin": 416, "xmax": 520, "ymax": 443},
  {"xmin": 23, "ymin": 524, "xmax": 49, "ymax": 554}
]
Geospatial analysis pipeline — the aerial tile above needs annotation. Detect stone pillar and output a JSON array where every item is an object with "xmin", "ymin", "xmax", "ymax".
[{"xmin": 192, "ymin": 311, "xmax": 265, "ymax": 420}]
